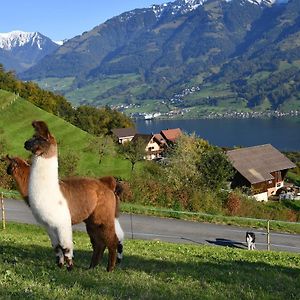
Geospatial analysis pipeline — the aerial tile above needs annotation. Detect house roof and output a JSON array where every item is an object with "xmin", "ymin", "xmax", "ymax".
[
  {"xmin": 160, "ymin": 128, "xmax": 182, "ymax": 142},
  {"xmin": 154, "ymin": 133, "xmax": 167, "ymax": 145},
  {"xmin": 131, "ymin": 134, "xmax": 153, "ymax": 145},
  {"xmin": 111, "ymin": 127, "xmax": 137, "ymax": 138},
  {"xmin": 227, "ymin": 144, "xmax": 296, "ymax": 184}
]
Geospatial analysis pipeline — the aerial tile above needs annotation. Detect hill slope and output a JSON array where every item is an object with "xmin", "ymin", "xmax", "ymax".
[
  {"xmin": 0, "ymin": 90, "xmax": 131, "ymax": 178},
  {"xmin": 21, "ymin": 0, "xmax": 300, "ymax": 116}
]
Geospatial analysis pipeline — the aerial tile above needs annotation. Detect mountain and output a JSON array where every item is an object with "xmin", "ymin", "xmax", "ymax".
[
  {"xmin": 0, "ymin": 31, "xmax": 59, "ymax": 72},
  {"xmin": 20, "ymin": 0, "xmax": 300, "ymax": 115}
]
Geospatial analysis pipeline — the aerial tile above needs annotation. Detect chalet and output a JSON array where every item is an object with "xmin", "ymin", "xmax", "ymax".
[
  {"xmin": 227, "ymin": 144, "xmax": 296, "ymax": 202},
  {"xmin": 111, "ymin": 127, "xmax": 137, "ymax": 144},
  {"xmin": 132, "ymin": 134, "xmax": 165, "ymax": 160},
  {"xmin": 160, "ymin": 128, "xmax": 183, "ymax": 144}
]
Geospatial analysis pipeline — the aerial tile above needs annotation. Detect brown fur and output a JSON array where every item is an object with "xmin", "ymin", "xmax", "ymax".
[
  {"xmin": 20, "ymin": 121, "xmax": 122, "ymax": 271},
  {"xmin": 5, "ymin": 156, "xmax": 121, "ymax": 271},
  {"xmin": 4, "ymin": 155, "xmax": 121, "ymax": 223}
]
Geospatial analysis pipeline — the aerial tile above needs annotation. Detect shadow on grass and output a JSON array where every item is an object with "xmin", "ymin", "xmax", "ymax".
[
  {"xmin": 206, "ymin": 238, "xmax": 246, "ymax": 249},
  {"xmin": 0, "ymin": 242, "xmax": 299, "ymax": 299}
]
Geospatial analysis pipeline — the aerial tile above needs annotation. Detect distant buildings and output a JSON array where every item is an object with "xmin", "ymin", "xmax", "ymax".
[
  {"xmin": 111, "ymin": 127, "xmax": 182, "ymax": 160},
  {"xmin": 111, "ymin": 127, "xmax": 137, "ymax": 144},
  {"xmin": 161, "ymin": 128, "xmax": 183, "ymax": 144}
]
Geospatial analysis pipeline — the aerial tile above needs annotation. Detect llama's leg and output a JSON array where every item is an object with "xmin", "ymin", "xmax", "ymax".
[
  {"xmin": 101, "ymin": 224, "xmax": 118, "ymax": 272},
  {"xmin": 117, "ymin": 241, "xmax": 123, "ymax": 264},
  {"xmin": 46, "ymin": 227, "xmax": 64, "ymax": 267},
  {"xmin": 56, "ymin": 225, "xmax": 74, "ymax": 271},
  {"xmin": 86, "ymin": 222, "xmax": 106, "ymax": 268}
]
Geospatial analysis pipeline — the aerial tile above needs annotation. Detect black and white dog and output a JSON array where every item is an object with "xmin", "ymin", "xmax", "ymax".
[{"xmin": 246, "ymin": 232, "xmax": 256, "ymax": 250}]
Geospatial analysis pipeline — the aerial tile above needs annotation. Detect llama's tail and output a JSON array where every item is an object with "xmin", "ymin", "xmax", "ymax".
[{"xmin": 115, "ymin": 218, "xmax": 124, "ymax": 263}]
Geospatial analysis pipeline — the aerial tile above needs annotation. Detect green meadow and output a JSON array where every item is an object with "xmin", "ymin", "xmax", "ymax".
[
  {"xmin": 0, "ymin": 222, "xmax": 299, "ymax": 299},
  {"xmin": 0, "ymin": 90, "xmax": 133, "ymax": 179}
]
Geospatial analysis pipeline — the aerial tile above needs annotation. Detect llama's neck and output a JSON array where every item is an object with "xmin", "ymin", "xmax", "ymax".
[
  {"xmin": 14, "ymin": 167, "xmax": 30, "ymax": 198},
  {"xmin": 30, "ymin": 155, "xmax": 59, "ymax": 191}
]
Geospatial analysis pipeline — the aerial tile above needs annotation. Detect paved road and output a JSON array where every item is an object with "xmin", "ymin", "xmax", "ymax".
[{"xmin": 3, "ymin": 198, "xmax": 300, "ymax": 253}]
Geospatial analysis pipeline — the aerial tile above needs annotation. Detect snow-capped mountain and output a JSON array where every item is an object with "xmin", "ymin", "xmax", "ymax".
[
  {"xmin": 150, "ymin": 0, "xmax": 282, "ymax": 18},
  {"xmin": 0, "ymin": 31, "xmax": 59, "ymax": 72}
]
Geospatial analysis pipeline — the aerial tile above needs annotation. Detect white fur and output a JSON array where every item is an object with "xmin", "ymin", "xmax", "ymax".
[
  {"xmin": 115, "ymin": 218, "xmax": 124, "ymax": 260},
  {"xmin": 246, "ymin": 236, "xmax": 255, "ymax": 250},
  {"xmin": 29, "ymin": 155, "xmax": 73, "ymax": 259},
  {"xmin": 114, "ymin": 218, "xmax": 124, "ymax": 242}
]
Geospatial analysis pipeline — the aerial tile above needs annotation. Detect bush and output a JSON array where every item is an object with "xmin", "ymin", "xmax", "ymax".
[
  {"xmin": 226, "ymin": 192, "xmax": 241, "ymax": 215},
  {"xmin": 0, "ymin": 161, "xmax": 15, "ymax": 190},
  {"xmin": 58, "ymin": 151, "xmax": 80, "ymax": 177}
]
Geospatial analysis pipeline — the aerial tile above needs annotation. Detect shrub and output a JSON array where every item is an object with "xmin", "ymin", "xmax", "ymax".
[
  {"xmin": 227, "ymin": 192, "xmax": 241, "ymax": 215},
  {"xmin": 0, "ymin": 161, "xmax": 15, "ymax": 190},
  {"xmin": 58, "ymin": 151, "xmax": 80, "ymax": 177}
]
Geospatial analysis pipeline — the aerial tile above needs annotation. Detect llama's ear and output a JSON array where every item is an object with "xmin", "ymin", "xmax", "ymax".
[
  {"xmin": 1, "ymin": 154, "xmax": 12, "ymax": 162},
  {"xmin": 32, "ymin": 120, "xmax": 51, "ymax": 139}
]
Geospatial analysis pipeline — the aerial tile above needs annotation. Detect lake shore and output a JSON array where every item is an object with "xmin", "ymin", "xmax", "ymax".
[{"xmin": 135, "ymin": 117, "xmax": 300, "ymax": 151}]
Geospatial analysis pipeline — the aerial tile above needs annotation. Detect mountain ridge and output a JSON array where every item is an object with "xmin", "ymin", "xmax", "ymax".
[{"xmin": 18, "ymin": 0, "xmax": 300, "ymax": 116}]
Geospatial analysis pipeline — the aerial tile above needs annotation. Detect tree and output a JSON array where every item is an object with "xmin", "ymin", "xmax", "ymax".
[
  {"xmin": 84, "ymin": 135, "xmax": 115, "ymax": 164},
  {"xmin": 119, "ymin": 138, "xmax": 145, "ymax": 172},
  {"xmin": 163, "ymin": 134, "xmax": 211, "ymax": 190},
  {"xmin": 58, "ymin": 151, "xmax": 80, "ymax": 177},
  {"xmin": 197, "ymin": 147, "xmax": 234, "ymax": 191}
]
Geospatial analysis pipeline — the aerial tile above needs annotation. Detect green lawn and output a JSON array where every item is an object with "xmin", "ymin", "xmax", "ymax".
[
  {"xmin": 0, "ymin": 89, "xmax": 18, "ymax": 109},
  {"xmin": 0, "ymin": 222, "xmax": 299, "ymax": 299},
  {"xmin": 0, "ymin": 91, "xmax": 133, "ymax": 179}
]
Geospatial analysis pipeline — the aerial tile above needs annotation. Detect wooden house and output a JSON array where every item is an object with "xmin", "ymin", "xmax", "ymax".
[
  {"xmin": 227, "ymin": 144, "xmax": 296, "ymax": 201},
  {"xmin": 111, "ymin": 127, "xmax": 137, "ymax": 144},
  {"xmin": 160, "ymin": 128, "xmax": 182, "ymax": 144},
  {"xmin": 132, "ymin": 133, "xmax": 165, "ymax": 160}
]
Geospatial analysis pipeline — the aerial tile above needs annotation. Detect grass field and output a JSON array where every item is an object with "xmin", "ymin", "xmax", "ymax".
[
  {"xmin": 0, "ymin": 89, "xmax": 18, "ymax": 109},
  {"xmin": 0, "ymin": 222, "xmax": 299, "ymax": 299},
  {"xmin": 0, "ymin": 91, "xmax": 133, "ymax": 179}
]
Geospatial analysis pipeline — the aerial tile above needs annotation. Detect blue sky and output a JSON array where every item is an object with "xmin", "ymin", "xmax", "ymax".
[{"xmin": 1, "ymin": 0, "xmax": 167, "ymax": 41}]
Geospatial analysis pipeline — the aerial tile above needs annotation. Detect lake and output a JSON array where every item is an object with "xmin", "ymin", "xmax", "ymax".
[{"xmin": 135, "ymin": 118, "xmax": 300, "ymax": 151}]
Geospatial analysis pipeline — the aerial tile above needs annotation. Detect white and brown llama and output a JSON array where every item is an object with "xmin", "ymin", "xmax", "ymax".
[
  {"xmin": 4, "ymin": 155, "xmax": 124, "ymax": 268},
  {"xmin": 23, "ymin": 120, "xmax": 124, "ymax": 271}
]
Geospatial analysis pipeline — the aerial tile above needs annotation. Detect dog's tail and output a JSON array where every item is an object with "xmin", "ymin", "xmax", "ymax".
[{"xmin": 114, "ymin": 218, "xmax": 124, "ymax": 263}]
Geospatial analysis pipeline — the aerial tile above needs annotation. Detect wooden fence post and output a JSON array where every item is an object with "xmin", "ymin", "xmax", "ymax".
[
  {"xmin": 1, "ymin": 192, "xmax": 6, "ymax": 230},
  {"xmin": 267, "ymin": 220, "xmax": 270, "ymax": 251},
  {"xmin": 130, "ymin": 212, "xmax": 134, "ymax": 240}
]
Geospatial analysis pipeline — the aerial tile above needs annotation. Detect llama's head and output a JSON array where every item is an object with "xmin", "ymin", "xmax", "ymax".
[
  {"xmin": 3, "ymin": 155, "xmax": 30, "ymax": 176},
  {"xmin": 24, "ymin": 121, "xmax": 57, "ymax": 157}
]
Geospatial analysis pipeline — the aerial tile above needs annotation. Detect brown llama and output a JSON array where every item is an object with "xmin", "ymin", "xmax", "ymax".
[
  {"xmin": 22, "ymin": 120, "xmax": 123, "ymax": 271},
  {"xmin": 4, "ymin": 155, "xmax": 124, "ymax": 270}
]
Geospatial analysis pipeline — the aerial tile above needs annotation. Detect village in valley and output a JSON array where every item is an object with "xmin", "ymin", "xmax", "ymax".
[{"xmin": 112, "ymin": 127, "xmax": 300, "ymax": 203}]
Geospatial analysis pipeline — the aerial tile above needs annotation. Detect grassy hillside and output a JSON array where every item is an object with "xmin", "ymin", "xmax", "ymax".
[
  {"xmin": 0, "ymin": 222, "xmax": 299, "ymax": 299},
  {"xmin": 0, "ymin": 89, "xmax": 17, "ymax": 110},
  {"xmin": 0, "ymin": 90, "xmax": 132, "ymax": 178}
]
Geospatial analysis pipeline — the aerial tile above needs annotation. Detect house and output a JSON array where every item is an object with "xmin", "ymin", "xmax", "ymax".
[
  {"xmin": 132, "ymin": 133, "xmax": 165, "ymax": 160},
  {"xmin": 227, "ymin": 144, "xmax": 296, "ymax": 202},
  {"xmin": 111, "ymin": 127, "xmax": 137, "ymax": 144},
  {"xmin": 160, "ymin": 128, "xmax": 183, "ymax": 144}
]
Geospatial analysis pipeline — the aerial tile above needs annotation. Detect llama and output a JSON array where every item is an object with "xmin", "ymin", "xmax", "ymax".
[
  {"xmin": 24, "ymin": 120, "xmax": 123, "ymax": 271},
  {"xmin": 4, "ymin": 155, "xmax": 124, "ymax": 268},
  {"xmin": 24, "ymin": 121, "xmax": 74, "ymax": 270}
]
